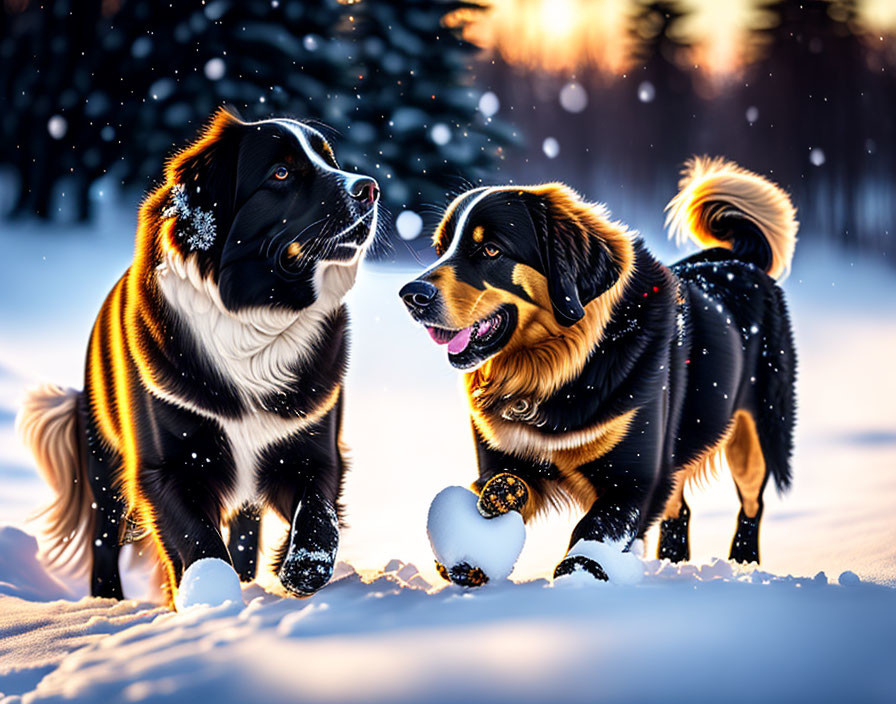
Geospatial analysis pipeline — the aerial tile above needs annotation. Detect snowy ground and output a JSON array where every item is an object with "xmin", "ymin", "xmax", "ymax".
[{"xmin": 1, "ymin": 198, "xmax": 895, "ymax": 701}]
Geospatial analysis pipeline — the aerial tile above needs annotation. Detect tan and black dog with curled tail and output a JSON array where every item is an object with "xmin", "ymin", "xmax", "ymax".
[
  {"xmin": 18, "ymin": 108, "xmax": 380, "ymax": 605},
  {"xmin": 400, "ymin": 158, "xmax": 797, "ymax": 585}
]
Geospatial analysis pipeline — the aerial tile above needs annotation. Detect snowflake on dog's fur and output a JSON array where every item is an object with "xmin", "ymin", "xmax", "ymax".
[
  {"xmin": 188, "ymin": 209, "xmax": 216, "ymax": 251},
  {"xmin": 163, "ymin": 183, "xmax": 217, "ymax": 251},
  {"xmin": 163, "ymin": 183, "xmax": 191, "ymax": 220}
]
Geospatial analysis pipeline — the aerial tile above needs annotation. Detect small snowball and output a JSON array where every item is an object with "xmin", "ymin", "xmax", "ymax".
[
  {"xmin": 175, "ymin": 558, "xmax": 243, "ymax": 611},
  {"xmin": 427, "ymin": 486, "xmax": 525, "ymax": 583},
  {"xmin": 838, "ymin": 570, "xmax": 860, "ymax": 587},
  {"xmin": 558, "ymin": 539, "xmax": 645, "ymax": 585}
]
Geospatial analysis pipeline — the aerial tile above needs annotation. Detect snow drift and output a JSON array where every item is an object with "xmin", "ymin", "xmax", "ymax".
[{"xmin": 1, "ymin": 524, "xmax": 894, "ymax": 703}]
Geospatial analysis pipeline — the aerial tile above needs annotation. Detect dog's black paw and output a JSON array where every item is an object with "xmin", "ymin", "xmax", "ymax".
[
  {"xmin": 658, "ymin": 505, "xmax": 690, "ymax": 563},
  {"xmin": 279, "ymin": 548, "xmax": 336, "ymax": 597},
  {"xmin": 553, "ymin": 555, "xmax": 609, "ymax": 582},
  {"xmin": 435, "ymin": 560, "xmax": 489, "ymax": 587},
  {"xmin": 729, "ymin": 509, "xmax": 761, "ymax": 564},
  {"xmin": 477, "ymin": 473, "xmax": 530, "ymax": 518}
]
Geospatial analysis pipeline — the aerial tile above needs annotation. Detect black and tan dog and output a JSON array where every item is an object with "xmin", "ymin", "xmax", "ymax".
[
  {"xmin": 400, "ymin": 158, "xmax": 797, "ymax": 585},
  {"xmin": 18, "ymin": 108, "xmax": 379, "ymax": 605}
]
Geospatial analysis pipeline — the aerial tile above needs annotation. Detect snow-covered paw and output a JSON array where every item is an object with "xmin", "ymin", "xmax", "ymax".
[
  {"xmin": 428, "ymin": 486, "xmax": 526, "ymax": 587},
  {"xmin": 554, "ymin": 555, "xmax": 609, "ymax": 582},
  {"xmin": 554, "ymin": 539, "xmax": 645, "ymax": 586},
  {"xmin": 279, "ymin": 547, "xmax": 336, "ymax": 597},
  {"xmin": 175, "ymin": 557, "xmax": 244, "ymax": 611},
  {"xmin": 477, "ymin": 473, "xmax": 529, "ymax": 518}
]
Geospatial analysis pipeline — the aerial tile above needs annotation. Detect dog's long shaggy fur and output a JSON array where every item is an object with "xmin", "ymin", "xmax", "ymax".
[
  {"xmin": 18, "ymin": 108, "xmax": 379, "ymax": 605},
  {"xmin": 401, "ymin": 157, "xmax": 797, "ymax": 583}
]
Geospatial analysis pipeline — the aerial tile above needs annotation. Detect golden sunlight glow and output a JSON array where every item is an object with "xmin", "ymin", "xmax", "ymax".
[
  {"xmin": 672, "ymin": 0, "xmax": 775, "ymax": 86},
  {"xmin": 448, "ymin": 0, "xmax": 893, "ymax": 82},
  {"xmin": 447, "ymin": 0, "xmax": 639, "ymax": 75},
  {"xmin": 858, "ymin": 0, "xmax": 896, "ymax": 33}
]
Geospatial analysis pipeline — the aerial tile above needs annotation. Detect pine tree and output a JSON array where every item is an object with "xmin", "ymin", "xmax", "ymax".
[
  {"xmin": 343, "ymin": 0, "xmax": 514, "ymax": 214},
  {"xmin": 1, "ymin": 0, "xmax": 513, "ymax": 227},
  {"xmin": 102, "ymin": 0, "xmax": 353, "ymax": 188},
  {"xmin": 748, "ymin": 0, "xmax": 870, "ymax": 248},
  {"xmin": 628, "ymin": 1, "xmax": 696, "ymax": 183},
  {"xmin": 0, "ymin": 0, "xmax": 117, "ymax": 219}
]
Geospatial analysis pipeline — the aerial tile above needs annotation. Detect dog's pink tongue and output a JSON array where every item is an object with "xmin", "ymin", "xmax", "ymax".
[
  {"xmin": 427, "ymin": 327, "xmax": 448, "ymax": 345},
  {"xmin": 447, "ymin": 326, "xmax": 473, "ymax": 355}
]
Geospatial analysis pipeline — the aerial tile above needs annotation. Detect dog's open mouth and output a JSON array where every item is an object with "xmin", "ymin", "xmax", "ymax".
[{"xmin": 425, "ymin": 304, "xmax": 517, "ymax": 370}]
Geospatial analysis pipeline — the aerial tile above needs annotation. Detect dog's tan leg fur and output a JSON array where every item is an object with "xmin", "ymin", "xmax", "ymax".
[
  {"xmin": 725, "ymin": 410, "xmax": 767, "ymax": 518},
  {"xmin": 661, "ymin": 473, "xmax": 687, "ymax": 521}
]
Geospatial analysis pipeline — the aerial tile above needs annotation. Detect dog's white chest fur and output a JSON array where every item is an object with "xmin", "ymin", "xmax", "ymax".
[
  {"xmin": 155, "ymin": 254, "xmax": 356, "ymax": 511},
  {"xmin": 215, "ymin": 411, "xmax": 309, "ymax": 511}
]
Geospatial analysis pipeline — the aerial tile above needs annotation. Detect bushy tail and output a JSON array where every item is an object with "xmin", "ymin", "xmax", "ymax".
[
  {"xmin": 16, "ymin": 384, "xmax": 93, "ymax": 574},
  {"xmin": 665, "ymin": 156, "xmax": 798, "ymax": 280}
]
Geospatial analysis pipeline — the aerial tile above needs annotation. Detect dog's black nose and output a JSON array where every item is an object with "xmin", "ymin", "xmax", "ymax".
[
  {"xmin": 349, "ymin": 177, "xmax": 379, "ymax": 208},
  {"xmin": 400, "ymin": 280, "xmax": 438, "ymax": 312}
]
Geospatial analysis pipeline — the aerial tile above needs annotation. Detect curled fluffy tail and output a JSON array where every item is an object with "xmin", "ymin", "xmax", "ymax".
[
  {"xmin": 16, "ymin": 384, "xmax": 93, "ymax": 574},
  {"xmin": 665, "ymin": 156, "xmax": 798, "ymax": 280}
]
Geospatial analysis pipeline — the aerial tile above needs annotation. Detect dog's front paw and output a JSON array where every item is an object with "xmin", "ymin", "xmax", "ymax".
[
  {"xmin": 279, "ymin": 547, "xmax": 336, "ymax": 597},
  {"xmin": 477, "ymin": 473, "xmax": 530, "ymax": 518},
  {"xmin": 435, "ymin": 560, "xmax": 489, "ymax": 587},
  {"xmin": 553, "ymin": 555, "xmax": 609, "ymax": 582}
]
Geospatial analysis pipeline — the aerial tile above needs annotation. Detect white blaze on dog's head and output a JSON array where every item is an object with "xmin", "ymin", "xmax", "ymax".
[
  {"xmin": 145, "ymin": 110, "xmax": 379, "ymax": 401},
  {"xmin": 147, "ymin": 108, "xmax": 379, "ymax": 318}
]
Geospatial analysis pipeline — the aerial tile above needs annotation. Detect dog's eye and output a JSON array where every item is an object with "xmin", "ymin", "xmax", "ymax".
[
  {"xmin": 273, "ymin": 166, "xmax": 290, "ymax": 181},
  {"xmin": 482, "ymin": 243, "xmax": 501, "ymax": 259}
]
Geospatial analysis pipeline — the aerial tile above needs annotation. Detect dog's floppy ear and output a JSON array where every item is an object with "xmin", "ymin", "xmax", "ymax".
[
  {"xmin": 524, "ymin": 185, "xmax": 624, "ymax": 327},
  {"xmin": 163, "ymin": 107, "xmax": 245, "ymax": 251}
]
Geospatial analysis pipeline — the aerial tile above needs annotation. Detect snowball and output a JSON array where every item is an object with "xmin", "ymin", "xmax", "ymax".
[
  {"xmin": 838, "ymin": 570, "xmax": 860, "ymax": 587},
  {"xmin": 637, "ymin": 80, "xmax": 655, "ymax": 103},
  {"xmin": 396, "ymin": 210, "xmax": 423, "ymax": 240},
  {"xmin": 542, "ymin": 137, "xmax": 560, "ymax": 159},
  {"xmin": 559, "ymin": 82, "xmax": 588, "ymax": 113},
  {"xmin": 809, "ymin": 147, "xmax": 825, "ymax": 167},
  {"xmin": 427, "ymin": 486, "xmax": 525, "ymax": 583},
  {"xmin": 478, "ymin": 91, "xmax": 500, "ymax": 117},
  {"xmin": 557, "ymin": 539, "xmax": 645, "ymax": 585},
  {"xmin": 175, "ymin": 558, "xmax": 243, "ymax": 611},
  {"xmin": 47, "ymin": 115, "xmax": 67, "ymax": 140}
]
